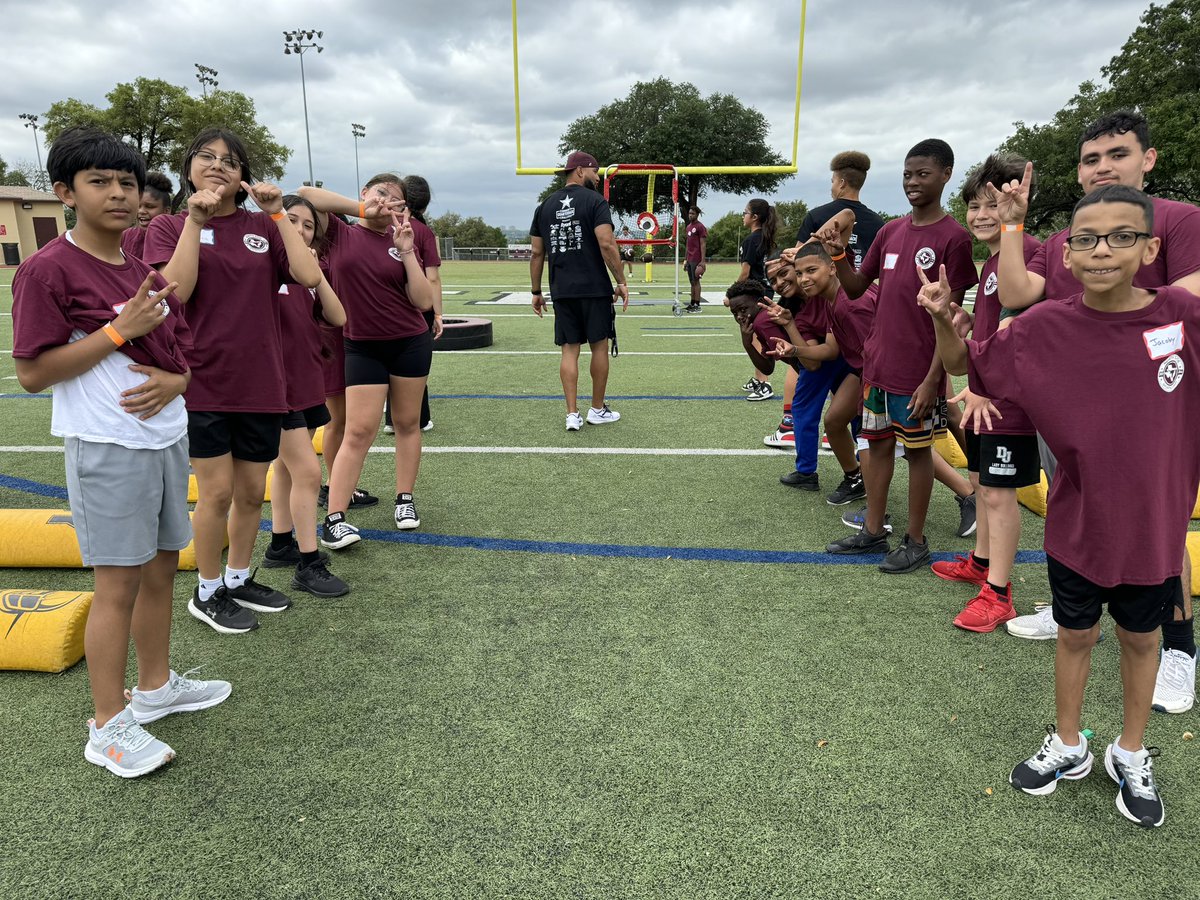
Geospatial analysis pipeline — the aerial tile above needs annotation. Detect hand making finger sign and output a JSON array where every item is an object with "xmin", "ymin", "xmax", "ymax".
[
  {"xmin": 391, "ymin": 208, "xmax": 415, "ymax": 254},
  {"xmin": 187, "ymin": 184, "xmax": 225, "ymax": 227},
  {"xmin": 916, "ymin": 264, "xmax": 952, "ymax": 320},
  {"xmin": 112, "ymin": 273, "xmax": 180, "ymax": 340},
  {"xmin": 241, "ymin": 180, "xmax": 283, "ymax": 216},
  {"xmin": 984, "ymin": 160, "xmax": 1033, "ymax": 226}
]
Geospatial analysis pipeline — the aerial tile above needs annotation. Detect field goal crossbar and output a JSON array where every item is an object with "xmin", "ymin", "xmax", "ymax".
[{"xmin": 604, "ymin": 163, "xmax": 683, "ymax": 314}]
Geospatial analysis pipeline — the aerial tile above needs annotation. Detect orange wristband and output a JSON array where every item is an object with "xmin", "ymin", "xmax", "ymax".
[
  {"xmin": 359, "ymin": 201, "xmax": 366, "ymax": 218},
  {"xmin": 270, "ymin": 211, "xmax": 286, "ymax": 221},
  {"xmin": 830, "ymin": 252, "xmax": 847, "ymax": 262},
  {"xmin": 1001, "ymin": 224, "xmax": 1024, "ymax": 233},
  {"xmin": 102, "ymin": 323, "xmax": 126, "ymax": 348}
]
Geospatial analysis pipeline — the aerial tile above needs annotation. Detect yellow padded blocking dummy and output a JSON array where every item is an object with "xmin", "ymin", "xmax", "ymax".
[
  {"xmin": 1189, "ymin": 532, "xmax": 1200, "ymax": 597},
  {"xmin": 934, "ymin": 432, "xmax": 968, "ymax": 468},
  {"xmin": 1017, "ymin": 473, "xmax": 1049, "ymax": 518},
  {"xmin": 1193, "ymin": 489, "xmax": 1199, "ymax": 520},
  {"xmin": 0, "ymin": 510, "xmax": 220, "ymax": 571},
  {"xmin": 0, "ymin": 590, "xmax": 92, "ymax": 672},
  {"xmin": 188, "ymin": 465, "xmax": 274, "ymax": 503}
]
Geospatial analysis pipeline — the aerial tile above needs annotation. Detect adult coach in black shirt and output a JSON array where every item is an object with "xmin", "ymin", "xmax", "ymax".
[
  {"xmin": 530, "ymin": 150, "xmax": 630, "ymax": 432},
  {"xmin": 795, "ymin": 151, "xmax": 885, "ymax": 268}
]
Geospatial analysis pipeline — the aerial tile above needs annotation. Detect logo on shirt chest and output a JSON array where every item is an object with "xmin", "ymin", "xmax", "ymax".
[
  {"xmin": 914, "ymin": 247, "xmax": 937, "ymax": 269},
  {"xmin": 243, "ymin": 234, "xmax": 269, "ymax": 254},
  {"xmin": 983, "ymin": 272, "xmax": 998, "ymax": 295},
  {"xmin": 388, "ymin": 247, "xmax": 404, "ymax": 262},
  {"xmin": 1158, "ymin": 354, "xmax": 1185, "ymax": 393}
]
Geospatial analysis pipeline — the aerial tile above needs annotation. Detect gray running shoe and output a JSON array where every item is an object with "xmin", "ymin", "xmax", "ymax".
[
  {"xmin": 84, "ymin": 707, "xmax": 175, "ymax": 778},
  {"xmin": 129, "ymin": 668, "xmax": 232, "ymax": 725}
]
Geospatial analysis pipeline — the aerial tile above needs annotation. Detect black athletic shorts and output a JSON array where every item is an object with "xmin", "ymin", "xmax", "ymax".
[
  {"xmin": 188, "ymin": 410, "xmax": 283, "ymax": 463},
  {"xmin": 344, "ymin": 332, "xmax": 434, "ymax": 385},
  {"xmin": 553, "ymin": 296, "xmax": 614, "ymax": 347},
  {"xmin": 282, "ymin": 403, "xmax": 332, "ymax": 432},
  {"xmin": 1048, "ymin": 555, "xmax": 1184, "ymax": 633},
  {"xmin": 685, "ymin": 261, "xmax": 703, "ymax": 285},
  {"xmin": 965, "ymin": 431, "xmax": 1041, "ymax": 488}
]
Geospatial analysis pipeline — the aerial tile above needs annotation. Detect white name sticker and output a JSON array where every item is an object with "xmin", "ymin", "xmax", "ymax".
[
  {"xmin": 1143, "ymin": 321, "xmax": 1185, "ymax": 360},
  {"xmin": 883, "ymin": 253, "xmax": 899, "ymax": 271},
  {"xmin": 200, "ymin": 228, "xmax": 215, "ymax": 245}
]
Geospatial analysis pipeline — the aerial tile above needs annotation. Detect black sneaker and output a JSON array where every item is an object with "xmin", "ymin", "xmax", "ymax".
[
  {"xmin": 292, "ymin": 558, "xmax": 350, "ymax": 598},
  {"xmin": 742, "ymin": 377, "xmax": 758, "ymax": 393},
  {"xmin": 321, "ymin": 512, "xmax": 361, "ymax": 550},
  {"xmin": 1105, "ymin": 743, "xmax": 1165, "ymax": 827},
  {"xmin": 826, "ymin": 528, "xmax": 889, "ymax": 555},
  {"xmin": 879, "ymin": 534, "xmax": 930, "ymax": 574},
  {"xmin": 263, "ymin": 542, "xmax": 330, "ymax": 569},
  {"xmin": 685, "ymin": 303, "xmax": 702, "ymax": 314},
  {"xmin": 840, "ymin": 506, "xmax": 893, "ymax": 534},
  {"xmin": 746, "ymin": 381, "xmax": 774, "ymax": 402},
  {"xmin": 826, "ymin": 470, "xmax": 865, "ymax": 506},
  {"xmin": 395, "ymin": 493, "xmax": 420, "ymax": 530},
  {"xmin": 187, "ymin": 586, "xmax": 259, "ymax": 635},
  {"xmin": 318, "ymin": 484, "xmax": 329, "ymax": 509},
  {"xmin": 226, "ymin": 569, "xmax": 292, "ymax": 613},
  {"xmin": 956, "ymin": 493, "xmax": 978, "ymax": 538},
  {"xmin": 780, "ymin": 470, "xmax": 819, "ymax": 491},
  {"xmin": 1010, "ymin": 726, "xmax": 1093, "ymax": 796},
  {"xmin": 349, "ymin": 487, "xmax": 379, "ymax": 509}
]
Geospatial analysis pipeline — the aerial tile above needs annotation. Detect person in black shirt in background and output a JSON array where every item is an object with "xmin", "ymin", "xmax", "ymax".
[
  {"xmin": 738, "ymin": 198, "xmax": 778, "ymax": 402},
  {"xmin": 530, "ymin": 151, "xmax": 630, "ymax": 431},
  {"xmin": 795, "ymin": 151, "xmax": 885, "ymax": 270}
]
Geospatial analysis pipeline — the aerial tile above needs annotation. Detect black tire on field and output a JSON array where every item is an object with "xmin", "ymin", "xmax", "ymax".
[{"xmin": 436, "ymin": 317, "xmax": 494, "ymax": 350}]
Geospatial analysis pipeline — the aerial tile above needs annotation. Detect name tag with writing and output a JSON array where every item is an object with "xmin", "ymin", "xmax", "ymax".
[
  {"xmin": 200, "ymin": 228, "xmax": 215, "ymax": 245},
  {"xmin": 1143, "ymin": 321, "xmax": 1185, "ymax": 360},
  {"xmin": 883, "ymin": 253, "xmax": 899, "ymax": 270}
]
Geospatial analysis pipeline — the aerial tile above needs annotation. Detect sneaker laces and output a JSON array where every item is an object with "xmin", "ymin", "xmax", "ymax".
[
  {"xmin": 1158, "ymin": 650, "xmax": 1193, "ymax": 692},
  {"xmin": 95, "ymin": 713, "xmax": 155, "ymax": 752},
  {"xmin": 239, "ymin": 569, "xmax": 274, "ymax": 597},
  {"xmin": 1118, "ymin": 747, "xmax": 1161, "ymax": 801},
  {"xmin": 327, "ymin": 519, "xmax": 356, "ymax": 539},
  {"xmin": 396, "ymin": 498, "xmax": 417, "ymax": 519},
  {"xmin": 1026, "ymin": 726, "xmax": 1083, "ymax": 775}
]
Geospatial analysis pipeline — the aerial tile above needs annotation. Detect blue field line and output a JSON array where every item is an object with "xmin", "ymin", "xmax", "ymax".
[
  {"xmin": 428, "ymin": 393, "xmax": 745, "ymax": 401},
  {"xmin": 2, "ymin": 472, "xmax": 1050, "ymax": 566}
]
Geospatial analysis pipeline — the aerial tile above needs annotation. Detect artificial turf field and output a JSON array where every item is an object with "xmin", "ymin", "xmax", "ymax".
[{"xmin": 0, "ymin": 261, "xmax": 1196, "ymax": 899}]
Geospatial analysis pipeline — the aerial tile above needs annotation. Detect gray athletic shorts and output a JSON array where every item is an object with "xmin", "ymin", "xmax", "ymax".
[{"xmin": 64, "ymin": 436, "xmax": 192, "ymax": 567}]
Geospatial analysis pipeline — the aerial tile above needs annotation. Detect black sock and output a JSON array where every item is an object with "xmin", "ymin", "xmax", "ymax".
[
  {"xmin": 846, "ymin": 467, "xmax": 861, "ymax": 478},
  {"xmin": 987, "ymin": 581, "xmax": 1010, "ymax": 600},
  {"xmin": 972, "ymin": 554, "xmax": 990, "ymax": 569},
  {"xmin": 299, "ymin": 550, "xmax": 321, "ymax": 567},
  {"xmin": 1161, "ymin": 618, "xmax": 1197, "ymax": 657},
  {"xmin": 270, "ymin": 531, "xmax": 294, "ymax": 551}
]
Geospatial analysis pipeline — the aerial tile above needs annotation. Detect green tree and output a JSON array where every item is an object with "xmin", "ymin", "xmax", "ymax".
[
  {"xmin": 774, "ymin": 199, "xmax": 809, "ymax": 246},
  {"xmin": 704, "ymin": 211, "xmax": 747, "ymax": 260},
  {"xmin": 430, "ymin": 212, "xmax": 506, "ymax": 248},
  {"xmin": 43, "ymin": 78, "xmax": 291, "ymax": 187},
  {"xmin": 540, "ymin": 78, "xmax": 790, "ymax": 216},
  {"xmin": 0, "ymin": 156, "xmax": 31, "ymax": 187}
]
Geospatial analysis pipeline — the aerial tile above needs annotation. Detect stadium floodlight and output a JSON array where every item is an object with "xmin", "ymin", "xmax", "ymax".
[{"xmin": 282, "ymin": 29, "xmax": 325, "ymax": 186}]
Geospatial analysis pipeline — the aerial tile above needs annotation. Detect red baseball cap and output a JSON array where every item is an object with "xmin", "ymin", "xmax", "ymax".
[{"xmin": 556, "ymin": 150, "xmax": 599, "ymax": 174}]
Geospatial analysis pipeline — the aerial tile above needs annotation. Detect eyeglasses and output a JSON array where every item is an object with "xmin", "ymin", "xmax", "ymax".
[
  {"xmin": 192, "ymin": 150, "xmax": 243, "ymax": 174},
  {"xmin": 1066, "ymin": 230, "xmax": 1151, "ymax": 252}
]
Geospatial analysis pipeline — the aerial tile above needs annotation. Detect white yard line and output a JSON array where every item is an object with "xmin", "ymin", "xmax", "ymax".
[{"xmin": 0, "ymin": 444, "xmax": 785, "ymax": 457}]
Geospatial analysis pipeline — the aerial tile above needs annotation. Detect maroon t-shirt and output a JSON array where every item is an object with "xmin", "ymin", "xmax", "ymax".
[
  {"xmin": 12, "ymin": 235, "xmax": 191, "ymax": 374},
  {"xmin": 971, "ymin": 235, "xmax": 1041, "ymax": 435},
  {"xmin": 792, "ymin": 294, "xmax": 830, "ymax": 345},
  {"xmin": 411, "ymin": 219, "xmax": 442, "ymax": 269},
  {"xmin": 860, "ymin": 214, "xmax": 978, "ymax": 394},
  {"xmin": 143, "ymin": 209, "xmax": 291, "ymax": 413},
  {"xmin": 323, "ymin": 214, "xmax": 427, "ymax": 341},
  {"xmin": 686, "ymin": 221, "xmax": 708, "ymax": 264},
  {"xmin": 826, "ymin": 285, "xmax": 878, "ymax": 373},
  {"xmin": 1028, "ymin": 197, "xmax": 1200, "ymax": 300},
  {"xmin": 967, "ymin": 286, "xmax": 1200, "ymax": 586},
  {"xmin": 751, "ymin": 309, "xmax": 790, "ymax": 354},
  {"xmin": 278, "ymin": 283, "xmax": 326, "ymax": 412},
  {"xmin": 120, "ymin": 226, "xmax": 146, "ymax": 261}
]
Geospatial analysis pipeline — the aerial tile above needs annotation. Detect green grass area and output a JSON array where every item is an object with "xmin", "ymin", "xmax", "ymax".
[{"xmin": 0, "ymin": 262, "xmax": 1197, "ymax": 899}]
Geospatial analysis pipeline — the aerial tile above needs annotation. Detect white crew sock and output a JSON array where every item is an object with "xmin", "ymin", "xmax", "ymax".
[
  {"xmin": 198, "ymin": 576, "xmax": 224, "ymax": 602},
  {"xmin": 224, "ymin": 566, "xmax": 250, "ymax": 589}
]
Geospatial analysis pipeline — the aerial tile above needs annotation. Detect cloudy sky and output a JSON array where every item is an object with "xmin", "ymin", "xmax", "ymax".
[{"xmin": 0, "ymin": 0, "xmax": 1147, "ymax": 229}]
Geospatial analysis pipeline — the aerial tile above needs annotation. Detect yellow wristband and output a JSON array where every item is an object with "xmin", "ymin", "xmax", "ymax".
[
  {"xmin": 1001, "ymin": 224, "xmax": 1024, "ymax": 233},
  {"xmin": 270, "ymin": 211, "xmax": 286, "ymax": 221},
  {"xmin": 102, "ymin": 323, "xmax": 126, "ymax": 347},
  {"xmin": 830, "ymin": 252, "xmax": 847, "ymax": 262}
]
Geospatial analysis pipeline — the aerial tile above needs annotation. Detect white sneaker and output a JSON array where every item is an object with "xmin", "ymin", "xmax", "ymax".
[
  {"xmin": 394, "ymin": 493, "xmax": 420, "ymax": 530},
  {"xmin": 1006, "ymin": 604, "xmax": 1059, "ymax": 640},
  {"xmin": 1152, "ymin": 648, "xmax": 1197, "ymax": 714},
  {"xmin": 421, "ymin": 420, "xmax": 434, "ymax": 432},
  {"xmin": 84, "ymin": 707, "xmax": 175, "ymax": 778},
  {"xmin": 587, "ymin": 404, "xmax": 620, "ymax": 425},
  {"xmin": 763, "ymin": 429, "xmax": 795, "ymax": 449},
  {"xmin": 565, "ymin": 412, "xmax": 583, "ymax": 431},
  {"xmin": 128, "ymin": 668, "xmax": 232, "ymax": 724}
]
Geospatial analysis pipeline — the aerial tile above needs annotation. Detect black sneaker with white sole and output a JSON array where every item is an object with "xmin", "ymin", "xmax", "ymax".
[
  {"xmin": 1010, "ymin": 726, "xmax": 1093, "ymax": 796},
  {"xmin": 187, "ymin": 586, "xmax": 259, "ymax": 635},
  {"xmin": 1105, "ymin": 743, "xmax": 1165, "ymax": 828},
  {"xmin": 746, "ymin": 381, "xmax": 774, "ymax": 401},
  {"xmin": 349, "ymin": 487, "xmax": 379, "ymax": 509},
  {"xmin": 826, "ymin": 470, "xmax": 865, "ymax": 506},
  {"xmin": 263, "ymin": 542, "xmax": 329, "ymax": 569},
  {"xmin": 321, "ymin": 512, "xmax": 361, "ymax": 550},
  {"xmin": 826, "ymin": 528, "xmax": 889, "ymax": 555},
  {"xmin": 878, "ymin": 534, "xmax": 930, "ymax": 574},
  {"xmin": 226, "ymin": 569, "xmax": 292, "ymax": 613},
  {"xmin": 292, "ymin": 558, "xmax": 350, "ymax": 598},
  {"xmin": 395, "ymin": 493, "xmax": 420, "ymax": 530}
]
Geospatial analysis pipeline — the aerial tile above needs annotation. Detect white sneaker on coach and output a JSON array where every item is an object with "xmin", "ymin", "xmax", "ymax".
[
  {"xmin": 566, "ymin": 412, "xmax": 583, "ymax": 431},
  {"xmin": 1152, "ymin": 648, "xmax": 1196, "ymax": 714},
  {"xmin": 1006, "ymin": 604, "xmax": 1059, "ymax": 640},
  {"xmin": 587, "ymin": 404, "xmax": 620, "ymax": 425}
]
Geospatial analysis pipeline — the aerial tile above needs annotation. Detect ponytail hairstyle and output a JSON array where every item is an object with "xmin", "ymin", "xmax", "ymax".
[
  {"xmin": 746, "ymin": 198, "xmax": 777, "ymax": 254},
  {"xmin": 402, "ymin": 174, "xmax": 431, "ymax": 224},
  {"xmin": 143, "ymin": 171, "xmax": 174, "ymax": 212}
]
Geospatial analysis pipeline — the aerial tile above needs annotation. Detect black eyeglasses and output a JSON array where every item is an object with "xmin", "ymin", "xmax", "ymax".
[
  {"xmin": 192, "ymin": 150, "xmax": 243, "ymax": 174},
  {"xmin": 1066, "ymin": 230, "xmax": 1151, "ymax": 252}
]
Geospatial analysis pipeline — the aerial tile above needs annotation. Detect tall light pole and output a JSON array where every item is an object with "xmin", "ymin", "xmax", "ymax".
[
  {"xmin": 194, "ymin": 64, "xmax": 219, "ymax": 99},
  {"xmin": 351, "ymin": 123, "xmax": 365, "ymax": 189},
  {"xmin": 18, "ymin": 113, "xmax": 46, "ymax": 190},
  {"xmin": 283, "ymin": 29, "xmax": 324, "ymax": 187}
]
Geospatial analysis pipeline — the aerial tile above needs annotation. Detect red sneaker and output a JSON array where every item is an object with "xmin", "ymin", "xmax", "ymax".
[
  {"xmin": 953, "ymin": 584, "xmax": 1017, "ymax": 633},
  {"xmin": 931, "ymin": 553, "xmax": 988, "ymax": 586}
]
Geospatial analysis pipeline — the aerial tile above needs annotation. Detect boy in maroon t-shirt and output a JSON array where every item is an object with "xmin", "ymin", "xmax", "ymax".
[
  {"xmin": 991, "ymin": 110, "xmax": 1200, "ymax": 714},
  {"xmin": 684, "ymin": 207, "xmax": 708, "ymax": 312},
  {"xmin": 922, "ymin": 185, "xmax": 1196, "ymax": 828},
  {"xmin": 825, "ymin": 139, "xmax": 978, "ymax": 573},
  {"xmin": 12, "ymin": 127, "xmax": 230, "ymax": 778}
]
